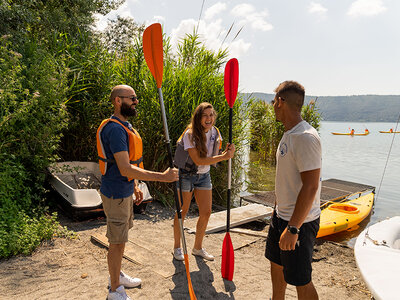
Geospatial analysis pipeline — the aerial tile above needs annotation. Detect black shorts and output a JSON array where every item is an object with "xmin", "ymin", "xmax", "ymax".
[{"xmin": 265, "ymin": 211, "xmax": 320, "ymax": 286}]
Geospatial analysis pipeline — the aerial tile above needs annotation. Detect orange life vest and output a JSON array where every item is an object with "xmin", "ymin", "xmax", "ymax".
[{"xmin": 96, "ymin": 118, "xmax": 143, "ymax": 181}]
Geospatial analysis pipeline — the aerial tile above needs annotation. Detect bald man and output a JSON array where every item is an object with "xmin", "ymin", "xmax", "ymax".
[
  {"xmin": 97, "ymin": 85, "xmax": 178, "ymax": 300},
  {"xmin": 265, "ymin": 81, "xmax": 321, "ymax": 300}
]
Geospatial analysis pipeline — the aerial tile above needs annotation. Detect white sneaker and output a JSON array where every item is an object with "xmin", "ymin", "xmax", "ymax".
[
  {"xmin": 107, "ymin": 285, "xmax": 131, "ymax": 300},
  {"xmin": 109, "ymin": 271, "xmax": 142, "ymax": 289},
  {"xmin": 192, "ymin": 248, "xmax": 214, "ymax": 261},
  {"xmin": 173, "ymin": 248, "xmax": 184, "ymax": 261}
]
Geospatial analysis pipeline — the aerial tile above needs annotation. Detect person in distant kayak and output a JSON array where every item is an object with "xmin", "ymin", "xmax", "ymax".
[
  {"xmin": 172, "ymin": 102, "xmax": 235, "ymax": 261},
  {"xmin": 365, "ymin": 129, "xmax": 369, "ymax": 134},
  {"xmin": 96, "ymin": 85, "xmax": 178, "ymax": 300},
  {"xmin": 266, "ymin": 81, "xmax": 321, "ymax": 300},
  {"xmin": 390, "ymin": 128, "xmax": 393, "ymax": 133},
  {"xmin": 350, "ymin": 129, "xmax": 355, "ymax": 135}
]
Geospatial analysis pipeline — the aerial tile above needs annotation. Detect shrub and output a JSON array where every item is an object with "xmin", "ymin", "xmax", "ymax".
[
  {"xmin": 0, "ymin": 35, "xmax": 69, "ymax": 258},
  {"xmin": 249, "ymin": 97, "xmax": 321, "ymax": 165}
]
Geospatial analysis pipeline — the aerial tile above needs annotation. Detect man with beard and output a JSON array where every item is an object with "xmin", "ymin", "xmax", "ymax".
[{"xmin": 97, "ymin": 85, "xmax": 178, "ymax": 300}]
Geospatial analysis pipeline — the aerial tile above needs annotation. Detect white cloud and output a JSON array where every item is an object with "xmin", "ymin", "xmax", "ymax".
[
  {"xmin": 153, "ymin": 15, "xmax": 165, "ymax": 23},
  {"xmin": 347, "ymin": 0, "xmax": 387, "ymax": 17},
  {"xmin": 170, "ymin": 19, "xmax": 251, "ymax": 58},
  {"xmin": 204, "ymin": 2, "xmax": 227, "ymax": 20},
  {"xmin": 93, "ymin": 2, "xmax": 135, "ymax": 31},
  {"xmin": 309, "ymin": 2, "xmax": 328, "ymax": 15},
  {"xmin": 231, "ymin": 3, "xmax": 255, "ymax": 16},
  {"xmin": 228, "ymin": 39, "xmax": 251, "ymax": 59},
  {"xmin": 231, "ymin": 4, "xmax": 273, "ymax": 32}
]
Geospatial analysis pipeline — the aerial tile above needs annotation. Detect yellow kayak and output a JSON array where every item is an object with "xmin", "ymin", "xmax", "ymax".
[
  {"xmin": 379, "ymin": 131, "xmax": 400, "ymax": 133},
  {"xmin": 317, "ymin": 191, "xmax": 374, "ymax": 238},
  {"xmin": 331, "ymin": 132, "xmax": 370, "ymax": 136}
]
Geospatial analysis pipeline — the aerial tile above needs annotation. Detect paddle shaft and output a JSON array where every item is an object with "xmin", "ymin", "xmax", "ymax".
[
  {"xmin": 227, "ymin": 108, "xmax": 233, "ymax": 232},
  {"xmin": 157, "ymin": 88, "xmax": 188, "ymax": 254}
]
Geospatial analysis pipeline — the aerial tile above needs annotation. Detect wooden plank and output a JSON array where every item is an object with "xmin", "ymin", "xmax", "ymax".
[
  {"xmin": 185, "ymin": 204, "xmax": 273, "ymax": 234},
  {"xmin": 91, "ymin": 218, "xmax": 266, "ymax": 279},
  {"xmin": 230, "ymin": 228, "xmax": 268, "ymax": 238},
  {"xmin": 91, "ymin": 233, "xmax": 175, "ymax": 278},
  {"xmin": 91, "ymin": 233, "xmax": 144, "ymax": 265}
]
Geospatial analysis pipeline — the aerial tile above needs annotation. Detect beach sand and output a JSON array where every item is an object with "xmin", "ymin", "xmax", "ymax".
[{"xmin": 1, "ymin": 201, "xmax": 371, "ymax": 299}]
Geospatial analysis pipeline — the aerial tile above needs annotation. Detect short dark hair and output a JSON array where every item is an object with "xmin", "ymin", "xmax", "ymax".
[{"xmin": 274, "ymin": 81, "xmax": 305, "ymax": 111}]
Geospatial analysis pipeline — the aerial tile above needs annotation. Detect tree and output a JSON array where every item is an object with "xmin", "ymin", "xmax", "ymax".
[{"xmin": 99, "ymin": 16, "xmax": 145, "ymax": 53}]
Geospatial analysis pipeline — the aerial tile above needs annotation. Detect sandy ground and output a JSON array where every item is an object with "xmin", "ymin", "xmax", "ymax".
[{"xmin": 1, "ymin": 201, "xmax": 372, "ymax": 300}]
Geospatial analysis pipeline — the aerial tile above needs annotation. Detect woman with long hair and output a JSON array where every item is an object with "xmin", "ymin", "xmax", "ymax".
[{"xmin": 173, "ymin": 102, "xmax": 235, "ymax": 261}]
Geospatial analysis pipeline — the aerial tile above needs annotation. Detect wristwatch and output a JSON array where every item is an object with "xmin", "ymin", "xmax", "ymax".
[{"xmin": 287, "ymin": 225, "xmax": 300, "ymax": 234}]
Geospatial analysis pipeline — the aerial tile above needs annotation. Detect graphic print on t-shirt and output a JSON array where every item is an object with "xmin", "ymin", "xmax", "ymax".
[{"xmin": 279, "ymin": 142, "xmax": 288, "ymax": 156}]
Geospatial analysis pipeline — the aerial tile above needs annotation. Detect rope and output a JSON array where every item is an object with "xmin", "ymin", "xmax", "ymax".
[
  {"xmin": 364, "ymin": 111, "xmax": 400, "ymax": 243},
  {"xmin": 375, "ymin": 112, "xmax": 400, "ymax": 203},
  {"xmin": 364, "ymin": 231, "xmax": 389, "ymax": 247}
]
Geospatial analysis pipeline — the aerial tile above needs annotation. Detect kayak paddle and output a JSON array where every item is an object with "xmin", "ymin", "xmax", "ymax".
[
  {"xmin": 143, "ymin": 23, "xmax": 197, "ymax": 300},
  {"xmin": 221, "ymin": 58, "xmax": 238, "ymax": 281}
]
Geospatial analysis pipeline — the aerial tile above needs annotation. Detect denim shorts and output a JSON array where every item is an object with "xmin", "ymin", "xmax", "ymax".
[{"xmin": 177, "ymin": 171, "xmax": 212, "ymax": 193}]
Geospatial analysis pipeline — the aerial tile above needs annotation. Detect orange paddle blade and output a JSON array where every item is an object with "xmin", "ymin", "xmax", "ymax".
[
  {"xmin": 184, "ymin": 254, "xmax": 197, "ymax": 300},
  {"xmin": 143, "ymin": 23, "xmax": 164, "ymax": 88},
  {"xmin": 221, "ymin": 232, "xmax": 234, "ymax": 281}
]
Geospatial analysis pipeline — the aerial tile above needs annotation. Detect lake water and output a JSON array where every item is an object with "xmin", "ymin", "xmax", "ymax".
[
  {"xmin": 319, "ymin": 121, "xmax": 400, "ymax": 244},
  {"xmin": 244, "ymin": 121, "xmax": 400, "ymax": 246}
]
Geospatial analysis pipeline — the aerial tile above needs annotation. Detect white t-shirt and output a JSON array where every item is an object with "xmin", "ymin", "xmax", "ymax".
[
  {"xmin": 275, "ymin": 120, "xmax": 322, "ymax": 222},
  {"xmin": 182, "ymin": 127, "xmax": 220, "ymax": 174}
]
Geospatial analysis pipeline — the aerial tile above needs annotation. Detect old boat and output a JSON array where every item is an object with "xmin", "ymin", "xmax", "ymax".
[{"xmin": 47, "ymin": 161, "xmax": 152, "ymax": 215}]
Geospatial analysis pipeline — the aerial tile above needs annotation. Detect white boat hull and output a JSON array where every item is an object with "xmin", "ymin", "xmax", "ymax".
[
  {"xmin": 354, "ymin": 216, "xmax": 400, "ymax": 300},
  {"xmin": 48, "ymin": 161, "xmax": 152, "ymax": 211}
]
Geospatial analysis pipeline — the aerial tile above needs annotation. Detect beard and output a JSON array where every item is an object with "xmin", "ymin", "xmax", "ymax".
[{"xmin": 121, "ymin": 102, "xmax": 137, "ymax": 117}]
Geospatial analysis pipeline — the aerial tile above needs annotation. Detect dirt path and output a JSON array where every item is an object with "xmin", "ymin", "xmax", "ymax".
[{"xmin": 1, "ymin": 202, "xmax": 371, "ymax": 299}]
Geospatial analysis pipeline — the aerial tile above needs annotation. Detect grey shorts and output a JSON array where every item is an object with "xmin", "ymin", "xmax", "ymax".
[
  {"xmin": 101, "ymin": 193, "xmax": 134, "ymax": 244},
  {"xmin": 177, "ymin": 171, "xmax": 212, "ymax": 193}
]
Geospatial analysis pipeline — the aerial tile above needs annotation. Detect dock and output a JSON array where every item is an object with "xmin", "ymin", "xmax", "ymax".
[{"xmin": 240, "ymin": 178, "xmax": 375, "ymax": 207}]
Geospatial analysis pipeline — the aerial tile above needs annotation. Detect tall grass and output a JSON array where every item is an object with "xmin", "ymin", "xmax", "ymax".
[
  {"xmin": 59, "ymin": 32, "xmax": 246, "ymax": 206},
  {"xmin": 249, "ymin": 97, "xmax": 321, "ymax": 165}
]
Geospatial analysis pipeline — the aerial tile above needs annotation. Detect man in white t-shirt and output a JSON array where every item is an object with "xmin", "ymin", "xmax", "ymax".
[{"xmin": 265, "ymin": 81, "xmax": 321, "ymax": 300}]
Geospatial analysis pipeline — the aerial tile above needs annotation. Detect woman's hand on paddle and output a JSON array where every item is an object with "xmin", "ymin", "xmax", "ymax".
[
  {"xmin": 279, "ymin": 228, "xmax": 298, "ymax": 251},
  {"xmin": 162, "ymin": 167, "xmax": 179, "ymax": 182},
  {"xmin": 223, "ymin": 143, "xmax": 235, "ymax": 160}
]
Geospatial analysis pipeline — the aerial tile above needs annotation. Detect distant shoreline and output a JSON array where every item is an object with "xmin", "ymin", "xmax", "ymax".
[{"xmin": 242, "ymin": 93, "xmax": 400, "ymax": 122}]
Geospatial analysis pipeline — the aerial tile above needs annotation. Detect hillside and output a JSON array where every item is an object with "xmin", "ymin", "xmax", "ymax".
[{"xmin": 242, "ymin": 93, "xmax": 400, "ymax": 122}]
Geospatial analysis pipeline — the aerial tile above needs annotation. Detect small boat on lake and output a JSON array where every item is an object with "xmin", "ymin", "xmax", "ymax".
[
  {"xmin": 379, "ymin": 130, "xmax": 400, "ymax": 133},
  {"xmin": 331, "ymin": 129, "xmax": 370, "ymax": 136},
  {"xmin": 47, "ymin": 161, "xmax": 152, "ymax": 216},
  {"xmin": 354, "ymin": 216, "xmax": 400, "ymax": 300}
]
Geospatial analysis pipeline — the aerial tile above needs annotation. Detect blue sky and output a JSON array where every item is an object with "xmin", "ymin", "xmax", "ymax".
[{"xmin": 95, "ymin": 0, "xmax": 400, "ymax": 96}]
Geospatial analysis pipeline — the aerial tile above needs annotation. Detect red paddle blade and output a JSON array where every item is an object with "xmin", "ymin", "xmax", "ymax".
[
  {"xmin": 221, "ymin": 232, "xmax": 234, "ymax": 281},
  {"xmin": 184, "ymin": 254, "xmax": 197, "ymax": 300},
  {"xmin": 143, "ymin": 23, "xmax": 164, "ymax": 88},
  {"xmin": 224, "ymin": 58, "xmax": 239, "ymax": 108}
]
